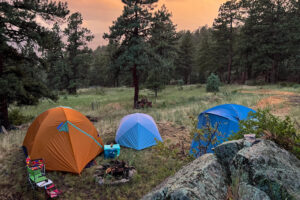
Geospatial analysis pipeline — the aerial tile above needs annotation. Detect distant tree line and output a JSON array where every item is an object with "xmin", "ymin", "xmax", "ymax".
[
  {"xmin": 1, "ymin": 0, "xmax": 300, "ymax": 128},
  {"xmin": 93, "ymin": 0, "xmax": 300, "ymax": 88}
]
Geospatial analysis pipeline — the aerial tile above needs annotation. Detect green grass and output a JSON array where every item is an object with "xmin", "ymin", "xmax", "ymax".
[{"xmin": 0, "ymin": 84, "xmax": 299, "ymax": 199}]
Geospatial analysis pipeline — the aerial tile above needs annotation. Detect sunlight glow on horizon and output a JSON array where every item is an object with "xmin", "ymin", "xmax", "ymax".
[{"xmin": 65, "ymin": 0, "xmax": 227, "ymax": 49}]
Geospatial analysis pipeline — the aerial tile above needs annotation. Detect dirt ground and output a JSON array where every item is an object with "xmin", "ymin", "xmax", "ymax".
[
  {"xmin": 241, "ymin": 89, "xmax": 296, "ymax": 96},
  {"xmin": 242, "ymin": 89, "xmax": 299, "ymax": 116},
  {"xmin": 106, "ymin": 103, "xmax": 123, "ymax": 110},
  {"xmin": 156, "ymin": 122, "xmax": 191, "ymax": 150}
]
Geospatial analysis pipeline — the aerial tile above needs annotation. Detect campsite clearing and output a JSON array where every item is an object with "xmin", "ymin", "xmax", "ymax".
[
  {"xmin": 0, "ymin": 84, "xmax": 299, "ymax": 199},
  {"xmin": 241, "ymin": 89, "xmax": 300, "ymax": 117}
]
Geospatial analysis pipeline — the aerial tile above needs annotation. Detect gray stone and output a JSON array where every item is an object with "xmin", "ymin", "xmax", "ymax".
[
  {"xmin": 231, "ymin": 140, "xmax": 300, "ymax": 200},
  {"xmin": 238, "ymin": 182, "xmax": 271, "ymax": 200},
  {"xmin": 214, "ymin": 139, "xmax": 244, "ymax": 167},
  {"xmin": 141, "ymin": 154, "xmax": 228, "ymax": 200},
  {"xmin": 244, "ymin": 134, "xmax": 256, "ymax": 147},
  {"xmin": 142, "ymin": 139, "xmax": 300, "ymax": 200}
]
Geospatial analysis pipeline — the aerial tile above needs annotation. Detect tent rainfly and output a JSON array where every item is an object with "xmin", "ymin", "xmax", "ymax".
[
  {"xmin": 23, "ymin": 107, "xmax": 104, "ymax": 174},
  {"xmin": 190, "ymin": 104, "xmax": 256, "ymax": 157},
  {"xmin": 115, "ymin": 113, "xmax": 163, "ymax": 150}
]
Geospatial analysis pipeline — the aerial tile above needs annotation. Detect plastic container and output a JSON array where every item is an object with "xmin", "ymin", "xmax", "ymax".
[{"xmin": 104, "ymin": 144, "xmax": 120, "ymax": 159}]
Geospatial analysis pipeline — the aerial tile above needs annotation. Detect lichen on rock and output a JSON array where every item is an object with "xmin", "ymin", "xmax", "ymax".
[
  {"xmin": 142, "ymin": 154, "xmax": 228, "ymax": 200},
  {"xmin": 142, "ymin": 139, "xmax": 300, "ymax": 200}
]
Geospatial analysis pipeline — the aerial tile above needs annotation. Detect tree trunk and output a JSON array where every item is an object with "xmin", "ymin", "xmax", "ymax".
[
  {"xmin": 68, "ymin": 87, "xmax": 77, "ymax": 95},
  {"xmin": 227, "ymin": 54, "xmax": 232, "ymax": 84},
  {"xmin": 242, "ymin": 71, "xmax": 246, "ymax": 84},
  {"xmin": 0, "ymin": 54, "xmax": 9, "ymax": 129},
  {"xmin": 271, "ymin": 60, "xmax": 278, "ymax": 83},
  {"xmin": 227, "ymin": 14, "xmax": 233, "ymax": 84},
  {"xmin": 132, "ymin": 2, "xmax": 139, "ymax": 109},
  {"xmin": 247, "ymin": 63, "xmax": 252, "ymax": 80},
  {"xmin": 132, "ymin": 65, "xmax": 139, "ymax": 109}
]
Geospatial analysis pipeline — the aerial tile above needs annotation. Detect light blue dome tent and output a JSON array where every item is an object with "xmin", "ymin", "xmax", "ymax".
[
  {"xmin": 190, "ymin": 104, "xmax": 256, "ymax": 157},
  {"xmin": 115, "ymin": 113, "xmax": 163, "ymax": 150}
]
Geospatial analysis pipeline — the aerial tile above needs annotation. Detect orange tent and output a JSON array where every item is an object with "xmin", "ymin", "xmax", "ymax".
[{"xmin": 23, "ymin": 107, "xmax": 103, "ymax": 174}]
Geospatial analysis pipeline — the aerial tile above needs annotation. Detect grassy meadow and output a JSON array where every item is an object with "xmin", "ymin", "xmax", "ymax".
[{"xmin": 0, "ymin": 84, "xmax": 299, "ymax": 200}]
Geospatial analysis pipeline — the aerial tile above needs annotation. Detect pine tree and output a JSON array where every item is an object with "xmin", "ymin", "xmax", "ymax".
[
  {"xmin": 194, "ymin": 26, "xmax": 217, "ymax": 83},
  {"xmin": 176, "ymin": 31, "xmax": 195, "ymax": 84},
  {"xmin": 213, "ymin": 0, "xmax": 240, "ymax": 84},
  {"xmin": 64, "ymin": 12, "xmax": 94, "ymax": 94},
  {"xmin": 146, "ymin": 5, "xmax": 178, "ymax": 97},
  {"xmin": 0, "ymin": 0, "xmax": 69, "ymax": 128},
  {"xmin": 104, "ymin": 0, "xmax": 158, "ymax": 108},
  {"xmin": 240, "ymin": 0, "xmax": 296, "ymax": 83},
  {"xmin": 46, "ymin": 23, "xmax": 68, "ymax": 91},
  {"xmin": 89, "ymin": 46, "xmax": 112, "ymax": 86}
]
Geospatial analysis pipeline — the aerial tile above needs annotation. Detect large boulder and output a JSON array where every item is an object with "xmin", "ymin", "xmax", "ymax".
[
  {"xmin": 230, "ymin": 140, "xmax": 300, "ymax": 200},
  {"xmin": 141, "ymin": 154, "xmax": 228, "ymax": 200},
  {"xmin": 238, "ymin": 183, "xmax": 271, "ymax": 200},
  {"xmin": 142, "ymin": 139, "xmax": 300, "ymax": 200},
  {"xmin": 214, "ymin": 139, "xmax": 244, "ymax": 167}
]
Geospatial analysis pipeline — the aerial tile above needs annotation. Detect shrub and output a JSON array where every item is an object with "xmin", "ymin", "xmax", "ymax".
[
  {"xmin": 206, "ymin": 73, "xmax": 220, "ymax": 92},
  {"xmin": 189, "ymin": 115, "xmax": 224, "ymax": 157},
  {"xmin": 177, "ymin": 79, "xmax": 184, "ymax": 90},
  {"xmin": 8, "ymin": 109, "xmax": 33, "ymax": 126},
  {"xmin": 153, "ymin": 139, "xmax": 193, "ymax": 162},
  {"xmin": 95, "ymin": 87, "xmax": 105, "ymax": 95},
  {"xmin": 177, "ymin": 79, "xmax": 184, "ymax": 86},
  {"xmin": 231, "ymin": 109, "xmax": 300, "ymax": 159}
]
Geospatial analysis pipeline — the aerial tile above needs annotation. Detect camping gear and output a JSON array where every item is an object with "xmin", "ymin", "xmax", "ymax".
[
  {"xmin": 190, "ymin": 104, "xmax": 256, "ymax": 157},
  {"xmin": 26, "ymin": 157, "xmax": 45, "ymax": 174},
  {"xmin": 27, "ymin": 165, "xmax": 52, "ymax": 189},
  {"xmin": 26, "ymin": 157, "xmax": 51, "ymax": 189},
  {"xmin": 94, "ymin": 160, "xmax": 136, "ymax": 185},
  {"xmin": 115, "ymin": 113, "xmax": 163, "ymax": 150},
  {"xmin": 27, "ymin": 166, "xmax": 47, "ymax": 185},
  {"xmin": 104, "ymin": 144, "xmax": 120, "ymax": 159},
  {"xmin": 45, "ymin": 183, "xmax": 62, "ymax": 199},
  {"xmin": 23, "ymin": 106, "xmax": 104, "ymax": 174}
]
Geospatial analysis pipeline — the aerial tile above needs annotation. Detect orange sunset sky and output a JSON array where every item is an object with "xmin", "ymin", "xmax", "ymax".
[{"xmin": 65, "ymin": 0, "xmax": 227, "ymax": 49}]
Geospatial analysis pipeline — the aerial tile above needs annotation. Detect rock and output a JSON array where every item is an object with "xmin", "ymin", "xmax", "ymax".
[
  {"xmin": 141, "ymin": 154, "xmax": 228, "ymax": 200},
  {"xmin": 243, "ymin": 134, "xmax": 257, "ymax": 147},
  {"xmin": 231, "ymin": 140, "xmax": 300, "ymax": 200},
  {"xmin": 128, "ymin": 169, "xmax": 137, "ymax": 178},
  {"xmin": 238, "ymin": 182, "xmax": 271, "ymax": 200},
  {"xmin": 142, "ymin": 139, "xmax": 300, "ymax": 200},
  {"xmin": 214, "ymin": 139, "xmax": 244, "ymax": 167}
]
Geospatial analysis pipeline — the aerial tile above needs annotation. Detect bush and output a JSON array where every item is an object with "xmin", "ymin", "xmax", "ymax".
[
  {"xmin": 206, "ymin": 73, "xmax": 220, "ymax": 92},
  {"xmin": 177, "ymin": 79, "xmax": 184, "ymax": 90},
  {"xmin": 8, "ymin": 109, "xmax": 33, "ymax": 126},
  {"xmin": 177, "ymin": 79, "xmax": 184, "ymax": 86},
  {"xmin": 189, "ymin": 115, "xmax": 224, "ymax": 157},
  {"xmin": 153, "ymin": 139, "xmax": 193, "ymax": 162},
  {"xmin": 95, "ymin": 87, "xmax": 105, "ymax": 95},
  {"xmin": 231, "ymin": 109, "xmax": 300, "ymax": 159}
]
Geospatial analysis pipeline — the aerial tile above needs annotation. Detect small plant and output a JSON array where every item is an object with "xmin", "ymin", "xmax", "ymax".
[
  {"xmin": 231, "ymin": 109, "xmax": 300, "ymax": 159},
  {"xmin": 189, "ymin": 115, "xmax": 225, "ymax": 157},
  {"xmin": 206, "ymin": 73, "xmax": 220, "ymax": 93},
  {"xmin": 95, "ymin": 87, "xmax": 105, "ymax": 95},
  {"xmin": 153, "ymin": 139, "xmax": 193, "ymax": 162},
  {"xmin": 90, "ymin": 101, "xmax": 100, "ymax": 110},
  {"xmin": 8, "ymin": 109, "xmax": 33, "ymax": 126},
  {"xmin": 177, "ymin": 79, "xmax": 184, "ymax": 90},
  {"xmin": 177, "ymin": 79, "xmax": 184, "ymax": 86}
]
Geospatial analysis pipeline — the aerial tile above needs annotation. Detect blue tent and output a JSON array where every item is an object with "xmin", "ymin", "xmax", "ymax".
[
  {"xmin": 115, "ymin": 113, "xmax": 163, "ymax": 150},
  {"xmin": 190, "ymin": 104, "xmax": 256, "ymax": 157}
]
